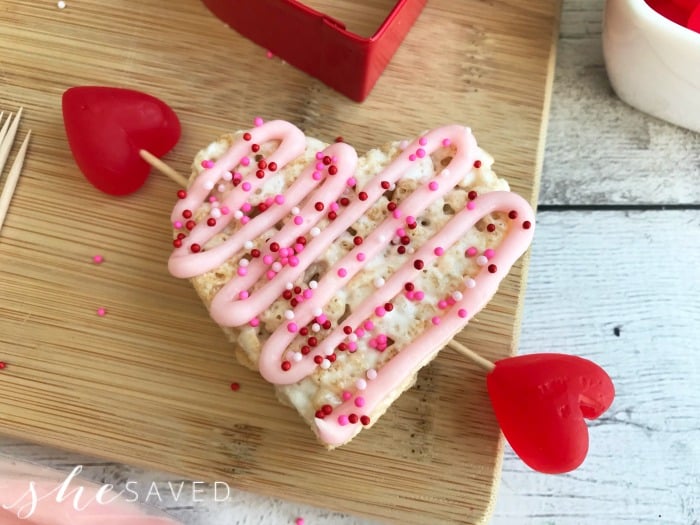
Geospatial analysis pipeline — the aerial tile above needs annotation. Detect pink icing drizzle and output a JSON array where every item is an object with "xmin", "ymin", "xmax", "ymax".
[{"xmin": 168, "ymin": 121, "xmax": 535, "ymax": 446}]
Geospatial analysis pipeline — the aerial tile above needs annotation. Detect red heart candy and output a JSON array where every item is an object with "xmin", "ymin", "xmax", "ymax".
[
  {"xmin": 62, "ymin": 86, "xmax": 181, "ymax": 195},
  {"xmin": 688, "ymin": 4, "xmax": 700, "ymax": 31},
  {"xmin": 487, "ymin": 353, "xmax": 614, "ymax": 474}
]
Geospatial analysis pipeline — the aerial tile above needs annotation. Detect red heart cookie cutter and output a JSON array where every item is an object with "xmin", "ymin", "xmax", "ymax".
[{"xmin": 201, "ymin": 0, "xmax": 427, "ymax": 102}]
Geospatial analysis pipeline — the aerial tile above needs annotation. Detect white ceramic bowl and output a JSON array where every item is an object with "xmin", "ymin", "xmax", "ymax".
[{"xmin": 603, "ymin": 0, "xmax": 700, "ymax": 133}]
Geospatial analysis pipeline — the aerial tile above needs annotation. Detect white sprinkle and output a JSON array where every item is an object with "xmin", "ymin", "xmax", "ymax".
[
  {"xmin": 285, "ymin": 282, "xmax": 294, "ymax": 290},
  {"xmin": 348, "ymin": 333, "xmax": 358, "ymax": 342},
  {"xmin": 234, "ymin": 210, "xmax": 243, "ymax": 219},
  {"xmin": 284, "ymin": 310, "xmax": 294, "ymax": 320},
  {"xmin": 355, "ymin": 378, "xmax": 367, "ymax": 390},
  {"xmin": 211, "ymin": 208, "xmax": 222, "ymax": 219},
  {"xmin": 310, "ymin": 227, "xmax": 321, "ymax": 237},
  {"xmin": 465, "ymin": 126, "xmax": 472, "ymax": 134},
  {"xmin": 466, "ymin": 278, "xmax": 477, "ymax": 288},
  {"xmin": 378, "ymin": 235, "xmax": 386, "ymax": 243},
  {"xmin": 373, "ymin": 277, "xmax": 385, "ymax": 288},
  {"xmin": 324, "ymin": 347, "xmax": 334, "ymax": 356},
  {"xmin": 291, "ymin": 206, "xmax": 300, "ymax": 215},
  {"xmin": 320, "ymin": 359, "xmax": 331, "ymax": 369},
  {"xmin": 272, "ymin": 262, "xmax": 282, "ymax": 272},
  {"xmin": 309, "ymin": 280, "xmax": 318, "ymax": 289},
  {"xmin": 244, "ymin": 240, "xmax": 254, "ymax": 249},
  {"xmin": 313, "ymin": 307, "xmax": 323, "ymax": 317},
  {"xmin": 222, "ymin": 171, "xmax": 233, "ymax": 181},
  {"xmin": 312, "ymin": 323, "xmax": 321, "ymax": 332},
  {"xmin": 203, "ymin": 181, "xmax": 215, "ymax": 190},
  {"xmin": 239, "ymin": 259, "xmax": 249, "ymax": 267},
  {"xmin": 452, "ymin": 291, "xmax": 463, "ymax": 301},
  {"xmin": 217, "ymin": 184, "xmax": 226, "ymax": 193},
  {"xmin": 57, "ymin": 0, "xmax": 66, "ymax": 8},
  {"xmin": 366, "ymin": 369, "xmax": 378, "ymax": 380},
  {"xmin": 407, "ymin": 247, "xmax": 415, "ymax": 254},
  {"xmin": 441, "ymin": 168, "xmax": 450, "ymax": 177},
  {"xmin": 399, "ymin": 140, "xmax": 409, "ymax": 150},
  {"xmin": 292, "ymin": 352, "xmax": 303, "ymax": 362},
  {"xmin": 476, "ymin": 255, "xmax": 488, "ymax": 266}
]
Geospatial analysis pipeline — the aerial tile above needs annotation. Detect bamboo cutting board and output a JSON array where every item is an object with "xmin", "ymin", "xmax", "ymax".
[{"xmin": 0, "ymin": 1, "xmax": 560, "ymax": 523}]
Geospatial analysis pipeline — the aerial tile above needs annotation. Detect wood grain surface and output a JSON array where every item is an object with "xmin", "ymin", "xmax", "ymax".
[{"xmin": 0, "ymin": 1, "xmax": 560, "ymax": 524}]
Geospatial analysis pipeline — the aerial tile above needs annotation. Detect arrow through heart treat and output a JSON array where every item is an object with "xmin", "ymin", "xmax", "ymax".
[{"xmin": 168, "ymin": 119, "xmax": 537, "ymax": 447}]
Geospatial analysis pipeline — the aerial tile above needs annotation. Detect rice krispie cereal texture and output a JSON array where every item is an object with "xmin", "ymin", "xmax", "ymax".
[{"xmin": 170, "ymin": 122, "xmax": 528, "ymax": 448}]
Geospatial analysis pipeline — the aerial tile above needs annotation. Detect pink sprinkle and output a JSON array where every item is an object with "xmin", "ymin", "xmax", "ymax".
[
  {"xmin": 266, "ymin": 270, "xmax": 275, "ymax": 280},
  {"xmin": 249, "ymin": 317, "xmax": 260, "ymax": 327},
  {"xmin": 254, "ymin": 117, "xmax": 264, "ymax": 127},
  {"xmin": 429, "ymin": 181, "xmax": 439, "ymax": 191},
  {"xmin": 92, "ymin": 254, "xmax": 104, "ymax": 264},
  {"xmin": 279, "ymin": 257, "xmax": 289, "ymax": 266},
  {"xmin": 315, "ymin": 152, "xmax": 324, "ymax": 160},
  {"xmin": 240, "ymin": 157, "xmax": 250, "ymax": 167},
  {"xmin": 303, "ymin": 289, "xmax": 312, "ymax": 299},
  {"xmin": 96, "ymin": 307, "xmax": 106, "ymax": 317},
  {"xmin": 295, "ymin": 519, "xmax": 305, "ymax": 525},
  {"xmin": 279, "ymin": 248, "xmax": 289, "ymax": 257},
  {"xmin": 414, "ymin": 291, "xmax": 425, "ymax": 301},
  {"xmin": 396, "ymin": 228, "xmax": 406, "ymax": 237},
  {"xmin": 237, "ymin": 267, "xmax": 247, "ymax": 276},
  {"xmin": 467, "ymin": 201, "xmax": 476, "ymax": 210},
  {"xmin": 220, "ymin": 206, "xmax": 230, "ymax": 215},
  {"xmin": 233, "ymin": 172, "xmax": 242, "ymax": 183},
  {"xmin": 466, "ymin": 246, "xmax": 478, "ymax": 257},
  {"xmin": 458, "ymin": 309, "xmax": 468, "ymax": 318},
  {"xmin": 356, "ymin": 252, "xmax": 366, "ymax": 262},
  {"xmin": 208, "ymin": 195, "xmax": 218, "ymax": 203},
  {"xmin": 337, "ymin": 268, "xmax": 347, "ymax": 278},
  {"xmin": 315, "ymin": 162, "xmax": 324, "ymax": 170},
  {"xmin": 355, "ymin": 396, "xmax": 366, "ymax": 408},
  {"xmin": 312, "ymin": 171, "xmax": 322, "ymax": 181},
  {"xmin": 377, "ymin": 334, "xmax": 387, "ymax": 344},
  {"xmin": 272, "ymin": 194, "xmax": 284, "ymax": 205},
  {"xmin": 363, "ymin": 320, "xmax": 374, "ymax": 330},
  {"xmin": 416, "ymin": 148, "xmax": 426, "ymax": 158},
  {"xmin": 346, "ymin": 177, "xmax": 356, "ymax": 187},
  {"xmin": 355, "ymin": 328, "xmax": 365, "ymax": 338},
  {"xmin": 265, "ymin": 50, "xmax": 274, "ymax": 59},
  {"xmin": 294, "ymin": 243, "xmax": 304, "ymax": 253},
  {"xmin": 317, "ymin": 314, "xmax": 328, "ymax": 324},
  {"xmin": 408, "ymin": 154, "xmax": 416, "ymax": 162},
  {"xmin": 242, "ymin": 182, "xmax": 252, "ymax": 192},
  {"xmin": 438, "ymin": 300, "xmax": 448, "ymax": 309},
  {"xmin": 374, "ymin": 306, "xmax": 386, "ymax": 317},
  {"xmin": 330, "ymin": 202, "xmax": 339, "ymax": 212},
  {"xmin": 294, "ymin": 216, "xmax": 303, "ymax": 225},
  {"xmin": 369, "ymin": 338, "xmax": 378, "ymax": 349},
  {"xmin": 173, "ymin": 221, "xmax": 182, "ymax": 229},
  {"xmin": 419, "ymin": 137, "xmax": 428, "ymax": 146},
  {"xmin": 332, "ymin": 156, "xmax": 338, "ymax": 163},
  {"xmin": 434, "ymin": 247, "xmax": 444, "ymax": 256},
  {"xmin": 342, "ymin": 391, "xmax": 352, "ymax": 401},
  {"xmin": 201, "ymin": 159, "xmax": 215, "ymax": 169},
  {"xmin": 484, "ymin": 248, "xmax": 495, "ymax": 259},
  {"xmin": 406, "ymin": 290, "xmax": 415, "ymax": 300},
  {"xmin": 263, "ymin": 255, "xmax": 273, "ymax": 265},
  {"xmin": 392, "ymin": 209, "xmax": 402, "ymax": 219},
  {"xmin": 338, "ymin": 415, "xmax": 349, "ymax": 426},
  {"xmin": 442, "ymin": 138, "xmax": 451, "ymax": 147},
  {"xmin": 348, "ymin": 342, "xmax": 357, "ymax": 351},
  {"xmin": 431, "ymin": 316, "xmax": 441, "ymax": 325},
  {"xmin": 289, "ymin": 256, "xmax": 300, "ymax": 267},
  {"xmin": 287, "ymin": 322, "xmax": 298, "ymax": 333},
  {"xmin": 239, "ymin": 291, "xmax": 249, "ymax": 300},
  {"xmin": 240, "ymin": 216, "xmax": 250, "ymax": 224},
  {"xmin": 241, "ymin": 203, "xmax": 252, "ymax": 212}
]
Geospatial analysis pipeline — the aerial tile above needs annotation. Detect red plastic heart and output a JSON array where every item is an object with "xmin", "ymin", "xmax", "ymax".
[
  {"xmin": 62, "ymin": 86, "xmax": 181, "ymax": 196},
  {"xmin": 487, "ymin": 353, "xmax": 615, "ymax": 474}
]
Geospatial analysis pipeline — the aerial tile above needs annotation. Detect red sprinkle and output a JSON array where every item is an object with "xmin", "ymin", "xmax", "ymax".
[
  {"xmin": 173, "ymin": 239, "xmax": 182, "ymax": 248},
  {"xmin": 301, "ymin": 345, "xmax": 311, "ymax": 355},
  {"xmin": 381, "ymin": 181, "xmax": 390, "ymax": 190},
  {"xmin": 523, "ymin": 221, "xmax": 532, "ymax": 230},
  {"xmin": 360, "ymin": 415, "xmax": 370, "ymax": 426},
  {"xmin": 488, "ymin": 264, "xmax": 498, "ymax": 273},
  {"xmin": 340, "ymin": 197, "xmax": 350, "ymax": 206},
  {"xmin": 508, "ymin": 210, "xmax": 518, "ymax": 219},
  {"xmin": 323, "ymin": 156, "xmax": 332, "ymax": 166},
  {"xmin": 358, "ymin": 192, "xmax": 368, "ymax": 201},
  {"xmin": 487, "ymin": 223, "xmax": 496, "ymax": 232},
  {"xmin": 243, "ymin": 132, "xmax": 252, "ymax": 141},
  {"xmin": 397, "ymin": 246, "xmax": 406, "ymax": 254},
  {"xmin": 473, "ymin": 160, "xmax": 482, "ymax": 168},
  {"xmin": 327, "ymin": 353, "xmax": 337, "ymax": 363},
  {"xmin": 414, "ymin": 259, "xmax": 424, "ymax": 270},
  {"xmin": 256, "ymin": 169, "xmax": 265, "ymax": 179},
  {"xmin": 335, "ymin": 136, "xmax": 344, "ymax": 143},
  {"xmin": 384, "ymin": 303, "xmax": 393, "ymax": 312},
  {"xmin": 343, "ymin": 325, "xmax": 353, "ymax": 335},
  {"xmin": 387, "ymin": 202, "xmax": 397, "ymax": 211},
  {"xmin": 299, "ymin": 327, "xmax": 309, "ymax": 336},
  {"xmin": 313, "ymin": 355, "xmax": 323, "ymax": 364},
  {"xmin": 177, "ymin": 189, "xmax": 187, "ymax": 199},
  {"xmin": 251, "ymin": 249, "xmax": 261, "ymax": 258},
  {"xmin": 328, "ymin": 211, "xmax": 337, "ymax": 220},
  {"xmin": 281, "ymin": 361, "xmax": 292, "ymax": 371},
  {"xmin": 182, "ymin": 209, "xmax": 193, "ymax": 219},
  {"xmin": 328, "ymin": 165, "xmax": 338, "ymax": 175},
  {"xmin": 230, "ymin": 382, "xmax": 240, "ymax": 391},
  {"xmin": 322, "ymin": 404, "xmax": 333, "ymax": 415},
  {"xmin": 404, "ymin": 282, "xmax": 414, "ymax": 291},
  {"xmin": 468, "ymin": 191, "xmax": 477, "ymax": 201},
  {"xmin": 0, "ymin": 362, "xmax": 6, "ymax": 370},
  {"xmin": 268, "ymin": 162, "xmax": 277, "ymax": 171},
  {"xmin": 207, "ymin": 218, "xmax": 217, "ymax": 227},
  {"xmin": 177, "ymin": 233, "xmax": 186, "ymax": 240},
  {"xmin": 257, "ymin": 159, "xmax": 267, "ymax": 170},
  {"xmin": 322, "ymin": 320, "xmax": 332, "ymax": 330},
  {"xmin": 251, "ymin": 143, "xmax": 260, "ymax": 152},
  {"xmin": 314, "ymin": 202, "xmax": 324, "ymax": 211},
  {"xmin": 190, "ymin": 243, "xmax": 201, "ymax": 253},
  {"xmin": 353, "ymin": 236, "xmax": 363, "ymax": 246},
  {"xmin": 270, "ymin": 242, "xmax": 280, "ymax": 252},
  {"xmin": 283, "ymin": 290, "xmax": 293, "ymax": 300},
  {"xmin": 308, "ymin": 337, "xmax": 318, "ymax": 347},
  {"xmin": 348, "ymin": 414, "xmax": 359, "ymax": 424},
  {"xmin": 315, "ymin": 409, "xmax": 325, "ymax": 419},
  {"xmin": 185, "ymin": 220, "xmax": 196, "ymax": 231}
]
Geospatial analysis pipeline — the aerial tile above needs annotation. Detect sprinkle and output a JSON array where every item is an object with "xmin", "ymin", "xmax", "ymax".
[
  {"xmin": 484, "ymin": 248, "xmax": 495, "ymax": 259},
  {"xmin": 211, "ymin": 208, "xmax": 222, "ymax": 219},
  {"xmin": 274, "ymin": 194, "xmax": 285, "ymax": 205},
  {"xmin": 337, "ymin": 268, "xmax": 347, "ymax": 278},
  {"xmin": 242, "ymin": 182, "xmax": 252, "ymax": 192},
  {"xmin": 309, "ymin": 280, "xmax": 318, "ymax": 289},
  {"xmin": 467, "ymin": 201, "xmax": 476, "ymax": 210},
  {"xmin": 428, "ymin": 181, "xmax": 439, "ymax": 191},
  {"xmin": 440, "ymin": 168, "xmax": 450, "ymax": 177},
  {"xmin": 96, "ymin": 307, "xmax": 106, "ymax": 317},
  {"xmin": 348, "ymin": 414, "xmax": 359, "ymax": 424},
  {"xmin": 487, "ymin": 223, "xmax": 496, "ymax": 233},
  {"xmin": 419, "ymin": 137, "xmax": 428, "ymax": 146},
  {"xmin": 311, "ymin": 323, "xmax": 321, "ymax": 332},
  {"xmin": 458, "ymin": 309, "xmax": 468, "ymax": 318},
  {"xmin": 392, "ymin": 210, "xmax": 402, "ymax": 219},
  {"xmin": 295, "ymin": 518, "xmax": 305, "ymax": 525},
  {"xmin": 281, "ymin": 361, "xmax": 291, "ymax": 371},
  {"xmin": 346, "ymin": 177, "xmax": 356, "ymax": 187},
  {"xmin": 523, "ymin": 220, "xmax": 532, "ymax": 230},
  {"xmin": 57, "ymin": 0, "xmax": 66, "ymax": 8},
  {"xmin": 408, "ymin": 154, "xmax": 416, "ymax": 161},
  {"xmin": 254, "ymin": 117, "xmax": 264, "ymax": 127},
  {"xmin": 416, "ymin": 148, "xmax": 426, "ymax": 158},
  {"xmin": 441, "ymin": 138, "xmax": 451, "ymax": 147},
  {"xmin": 488, "ymin": 264, "xmax": 498, "ymax": 273},
  {"xmin": 476, "ymin": 255, "xmax": 488, "ymax": 266},
  {"xmin": 414, "ymin": 291, "xmax": 425, "ymax": 301},
  {"xmin": 413, "ymin": 259, "xmax": 424, "ymax": 270},
  {"xmin": 473, "ymin": 160, "xmax": 482, "ymax": 168},
  {"xmin": 249, "ymin": 317, "xmax": 260, "ymax": 327},
  {"xmin": 294, "ymin": 216, "xmax": 303, "ymax": 225},
  {"xmin": 452, "ymin": 291, "xmax": 463, "ymax": 301},
  {"xmin": 239, "ymin": 291, "xmax": 249, "ymax": 300},
  {"xmin": 310, "ymin": 227, "xmax": 321, "ymax": 237},
  {"xmin": 354, "ymin": 396, "xmax": 366, "ymax": 408},
  {"xmin": 338, "ymin": 415, "xmax": 349, "ymax": 426},
  {"xmin": 399, "ymin": 140, "xmax": 409, "ymax": 150},
  {"xmin": 356, "ymin": 252, "xmax": 366, "ymax": 262},
  {"xmin": 284, "ymin": 310, "xmax": 294, "ymax": 320},
  {"xmin": 292, "ymin": 352, "xmax": 303, "ymax": 362},
  {"xmin": 374, "ymin": 306, "xmax": 386, "ymax": 317},
  {"xmin": 438, "ymin": 300, "xmax": 448, "ymax": 309},
  {"xmin": 237, "ymin": 267, "xmax": 247, "ymax": 276},
  {"xmin": 363, "ymin": 320, "xmax": 374, "ymax": 330},
  {"xmin": 272, "ymin": 262, "xmax": 282, "ymax": 272},
  {"xmin": 173, "ymin": 221, "xmax": 183, "ymax": 229},
  {"xmin": 320, "ymin": 359, "xmax": 331, "ymax": 369},
  {"xmin": 366, "ymin": 369, "xmax": 377, "ymax": 380},
  {"xmin": 230, "ymin": 382, "xmax": 240, "ymax": 391},
  {"xmin": 434, "ymin": 247, "xmax": 444, "ymax": 256},
  {"xmin": 287, "ymin": 323, "xmax": 298, "ymax": 333},
  {"xmin": 314, "ymin": 308, "xmax": 323, "ymax": 317},
  {"xmin": 373, "ymin": 277, "xmax": 385, "ymax": 288},
  {"xmin": 92, "ymin": 255, "xmax": 104, "ymax": 264},
  {"xmin": 466, "ymin": 246, "xmax": 478, "ymax": 257},
  {"xmin": 360, "ymin": 415, "xmax": 371, "ymax": 426},
  {"xmin": 355, "ymin": 379, "xmax": 367, "ymax": 391}
]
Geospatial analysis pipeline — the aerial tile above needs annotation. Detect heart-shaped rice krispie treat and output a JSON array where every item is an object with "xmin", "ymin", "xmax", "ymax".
[{"xmin": 168, "ymin": 120, "xmax": 535, "ymax": 447}]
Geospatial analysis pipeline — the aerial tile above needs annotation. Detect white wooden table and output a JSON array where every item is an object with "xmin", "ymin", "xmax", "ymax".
[{"xmin": 1, "ymin": 1, "xmax": 698, "ymax": 523}]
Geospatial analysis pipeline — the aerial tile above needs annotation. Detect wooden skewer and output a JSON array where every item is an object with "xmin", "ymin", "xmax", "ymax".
[
  {"xmin": 0, "ymin": 108, "xmax": 23, "ymax": 177},
  {"xmin": 140, "ymin": 151, "xmax": 499, "ymax": 374},
  {"xmin": 0, "ymin": 130, "xmax": 31, "ymax": 233},
  {"xmin": 139, "ymin": 149, "xmax": 189, "ymax": 188}
]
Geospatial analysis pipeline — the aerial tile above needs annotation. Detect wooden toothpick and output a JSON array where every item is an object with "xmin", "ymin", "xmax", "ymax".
[
  {"xmin": 0, "ymin": 130, "xmax": 32, "ymax": 233},
  {"xmin": 141, "ymin": 153, "xmax": 498, "ymax": 374},
  {"xmin": 0, "ymin": 108, "xmax": 23, "ymax": 177}
]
